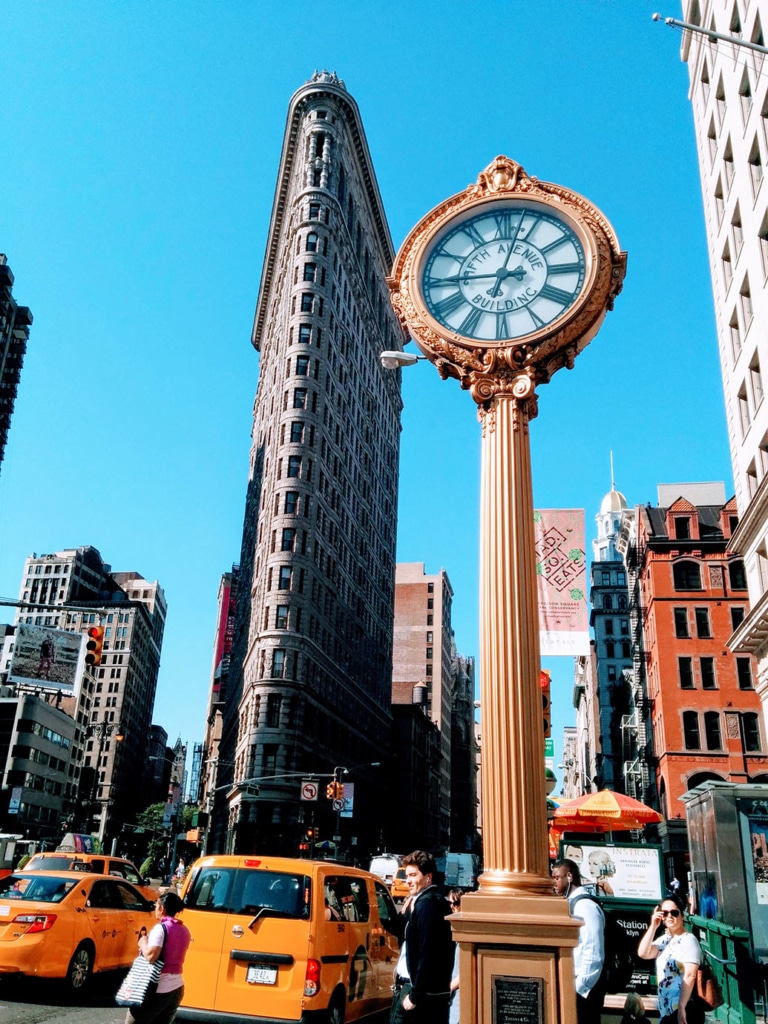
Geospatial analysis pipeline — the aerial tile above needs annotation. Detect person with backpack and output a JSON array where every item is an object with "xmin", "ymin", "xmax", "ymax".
[{"xmin": 552, "ymin": 858, "xmax": 606, "ymax": 1024}]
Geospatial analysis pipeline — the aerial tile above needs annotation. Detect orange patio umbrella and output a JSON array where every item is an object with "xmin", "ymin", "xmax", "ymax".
[{"xmin": 552, "ymin": 790, "xmax": 662, "ymax": 832}]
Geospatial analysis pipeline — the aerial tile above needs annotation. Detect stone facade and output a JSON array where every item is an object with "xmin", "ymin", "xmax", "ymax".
[
  {"xmin": 681, "ymin": 0, "xmax": 768, "ymax": 737},
  {"xmin": 0, "ymin": 255, "xmax": 32, "ymax": 474},
  {"xmin": 217, "ymin": 73, "xmax": 404, "ymax": 857}
]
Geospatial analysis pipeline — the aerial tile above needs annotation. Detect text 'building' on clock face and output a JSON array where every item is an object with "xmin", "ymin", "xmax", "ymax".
[{"xmin": 420, "ymin": 199, "xmax": 587, "ymax": 344}]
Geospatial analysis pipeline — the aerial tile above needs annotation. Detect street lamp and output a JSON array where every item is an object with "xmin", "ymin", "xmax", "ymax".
[
  {"xmin": 85, "ymin": 721, "xmax": 124, "ymax": 841},
  {"xmin": 387, "ymin": 155, "xmax": 625, "ymax": 1023}
]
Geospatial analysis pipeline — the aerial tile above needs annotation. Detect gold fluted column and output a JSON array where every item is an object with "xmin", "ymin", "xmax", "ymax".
[
  {"xmin": 449, "ymin": 379, "xmax": 579, "ymax": 1024},
  {"xmin": 477, "ymin": 386, "xmax": 549, "ymax": 893}
]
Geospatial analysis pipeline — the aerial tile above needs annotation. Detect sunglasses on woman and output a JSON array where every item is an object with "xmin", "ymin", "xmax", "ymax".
[{"xmin": 661, "ymin": 909, "xmax": 681, "ymax": 918}]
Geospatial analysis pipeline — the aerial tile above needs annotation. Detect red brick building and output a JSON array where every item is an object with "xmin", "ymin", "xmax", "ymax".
[{"xmin": 623, "ymin": 484, "xmax": 768, "ymax": 874}]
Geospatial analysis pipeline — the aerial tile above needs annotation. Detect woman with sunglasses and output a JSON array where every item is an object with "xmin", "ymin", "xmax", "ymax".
[{"xmin": 637, "ymin": 892, "xmax": 703, "ymax": 1024}]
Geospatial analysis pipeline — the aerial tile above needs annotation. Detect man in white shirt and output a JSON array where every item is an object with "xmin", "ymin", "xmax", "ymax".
[{"xmin": 552, "ymin": 858, "xmax": 606, "ymax": 1024}]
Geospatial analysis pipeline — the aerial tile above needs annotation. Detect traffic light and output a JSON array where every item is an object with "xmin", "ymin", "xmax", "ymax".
[
  {"xmin": 85, "ymin": 626, "xmax": 105, "ymax": 666},
  {"xmin": 540, "ymin": 669, "xmax": 551, "ymax": 737},
  {"xmin": 326, "ymin": 781, "xmax": 343, "ymax": 800}
]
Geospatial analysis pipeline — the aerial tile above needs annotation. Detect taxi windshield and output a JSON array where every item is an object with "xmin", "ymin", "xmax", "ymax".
[
  {"xmin": 185, "ymin": 867, "xmax": 310, "ymax": 919},
  {"xmin": 0, "ymin": 873, "xmax": 77, "ymax": 903}
]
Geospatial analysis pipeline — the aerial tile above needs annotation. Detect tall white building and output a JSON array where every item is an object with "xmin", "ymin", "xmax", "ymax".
[{"xmin": 681, "ymin": 1, "xmax": 768, "ymax": 719}]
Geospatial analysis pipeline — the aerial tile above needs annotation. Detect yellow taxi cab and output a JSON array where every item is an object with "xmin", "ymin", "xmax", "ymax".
[
  {"xmin": 24, "ymin": 851, "xmax": 159, "ymax": 902},
  {"xmin": 0, "ymin": 869, "xmax": 156, "ymax": 990},
  {"xmin": 176, "ymin": 855, "xmax": 402, "ymax": 1024},
  {"xmin": 390, "ymin": 868, "xmax": 410, "ymax": 904}
]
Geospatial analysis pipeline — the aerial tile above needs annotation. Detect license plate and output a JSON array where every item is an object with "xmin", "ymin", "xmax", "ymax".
[{"xmin": 247, "ymin": 964, "xmax": 278, "ymax": 985}]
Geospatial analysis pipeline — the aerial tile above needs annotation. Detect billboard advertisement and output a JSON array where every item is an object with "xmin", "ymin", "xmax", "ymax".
[
  {"xmin": 8, "ymin": 624, "xmax": 86, "ymax": 696},
  {"xmin": 559, "ymin": 841, "xmax": 664, "ymax": 901},
  {"xmin": 534, "ymin": 508, "xmax": 589, "ymax": 656}
]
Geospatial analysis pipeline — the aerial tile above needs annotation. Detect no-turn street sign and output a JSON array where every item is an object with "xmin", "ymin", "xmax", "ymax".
[{"xmin": 301, "ymin": 780, "xmax": 319, "ymax": 801}]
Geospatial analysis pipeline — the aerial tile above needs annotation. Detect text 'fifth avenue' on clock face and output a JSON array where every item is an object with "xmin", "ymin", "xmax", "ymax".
[{"xmin": 421, "ymin": 201, "xmax": 587, "ymax": 343}]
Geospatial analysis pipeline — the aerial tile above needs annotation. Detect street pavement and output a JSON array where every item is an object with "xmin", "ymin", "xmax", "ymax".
[{"xmin": 0, "ymin": 971, "xmax": 128, "ymax": 1023}]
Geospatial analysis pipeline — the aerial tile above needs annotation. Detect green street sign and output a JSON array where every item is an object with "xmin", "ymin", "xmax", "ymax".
[{"xmin": 544, "ymin": 738, "xmax": 554, "ymax": 758}]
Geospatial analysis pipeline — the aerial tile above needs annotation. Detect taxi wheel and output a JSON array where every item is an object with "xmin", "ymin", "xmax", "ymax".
[
  {"xmin": 326, "ymin": 993, "xmax": 345, "ymax": 1024},
  {"xmin": 66, "ymin": 943, "xmax": 93, "ymax": 991}
]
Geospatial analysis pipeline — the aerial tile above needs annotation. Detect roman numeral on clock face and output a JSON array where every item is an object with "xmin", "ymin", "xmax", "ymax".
[
  {"xmin": 538, "ymin": 283, "xmax": 576, "ymax": 306},
  {"xmin": 547, "ymin": 262, "xmax": 582, "ymax": 276},
  {"xmin": 462, "ymin": 222, "xmax": 487, "ymax": 247},
  {"xmin": 459, "ymin": 307, "xmax": 483, "ymax": 336},
  {"xmin": 431, "ymin": 290, "xmax": 465, "ymax": 318},
  {"xmin": 496, "ymin": 313, "xmax": 510, "ymax": 340}
]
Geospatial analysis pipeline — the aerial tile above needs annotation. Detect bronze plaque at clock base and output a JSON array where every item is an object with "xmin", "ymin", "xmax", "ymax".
[{"xmin": 492, "ymin": 976, "xmax": 543, "ymax": 1024}]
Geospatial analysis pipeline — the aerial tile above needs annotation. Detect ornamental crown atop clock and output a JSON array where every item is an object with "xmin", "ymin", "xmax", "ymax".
[{"xmin": 388, "ymin": 156, "xmax": 626, "ymax": 385}]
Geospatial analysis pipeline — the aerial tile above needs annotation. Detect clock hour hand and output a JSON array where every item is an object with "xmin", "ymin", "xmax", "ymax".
[{"xmin": 487, "ymin": 264, "xmax": 527, "ymax": 297}]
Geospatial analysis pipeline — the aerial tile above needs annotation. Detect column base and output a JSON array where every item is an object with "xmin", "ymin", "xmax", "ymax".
[{"xmin": 451, "ymin": 892, "xmax": 580, "ymax": 1024}]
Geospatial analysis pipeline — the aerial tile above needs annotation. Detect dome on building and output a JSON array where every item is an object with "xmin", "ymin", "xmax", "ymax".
[{"xmin": 599, "ymin": 487, "xmax": 628, "ymax": 515}]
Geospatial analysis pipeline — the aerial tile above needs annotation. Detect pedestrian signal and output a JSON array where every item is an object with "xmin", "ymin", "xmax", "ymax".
[
  {"xmin": 540, "ymin": 669, "xmax": 551, "ymax": 738},
  {"xmin": 85, "ymin": 626, "xmax": 105, "ymax": 666}
]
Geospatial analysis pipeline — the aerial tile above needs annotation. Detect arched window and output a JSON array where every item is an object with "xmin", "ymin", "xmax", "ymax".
[
  {"xmin": 704, "ymin": 712, "xmax": 722, "ymax": 750},
  {"xmin": 687, "ymin": 770, "xmax": 725, "ymax": 789},
  {"xmin": 673, "ymin": 561, "xmax": 702, "ymax": 591},
  {"xmin": 603, "ymin": 594, "xmax": 613, "ymax": 610},
  {"xmin": 683, "ymin": 711, "xmax": 701, "ymax": 750},
  {"xmin": 743, "ymin": 712, "xmax": 762, "ymax": 751},
  {"xmin": 618, "ymin": 595, "xmax": 627, "ymax": 611},
  {"xmin": 729, "ymin": 560, "xmax": 747, "ymax": 589}
]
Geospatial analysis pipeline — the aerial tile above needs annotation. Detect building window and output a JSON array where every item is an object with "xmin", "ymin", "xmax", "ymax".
[
  {"xmin": 679, "ymin": 657, "xmax": 694, "ymax": 689},
  {"xmin": 605, "ymin": 641, "xmax": 615, "ymax": 658},
  {"xmin": 271, "ymin": 649, "xmax": 286, "ymax": 678},
  {"xmin": 751, "ymin": 355, "xmax": 764, "ymax": 411},
  {"xmin": 276, "ymin": 606, "xmax": 288, "ymax": 629},
  {"xmin": 683, "ymin": 711, "xmax": 701, "ymax": 750},
  {"xmin": 278, "ymin": 567, "xmax": 292, "ymax": 591},
  {"xmin": 700, "ymin": 657, "xmax": 717, "ymax": 690},
  {"xmin": 296, "ymin": 355, "xmax": 310, "ymax": 376},
  {"xmin": 737, "ymin": 657, "xmax": 754, "ymax": 689},
  {"xmin": 290, "ymin": 421, "xmax": 304, "ymax": 443},
  {"xmin": 306, "ymin": 232, "xmax": 319, "ymax": 253},
  {"xmin": 281, "ymin": 528, "xmax": 296, "ymax": 552},
  {"xmin": 673, "ymin": 561, "xmax": 702, "ymax": 590},
  {"xmin": 750, "ymin": 137, "xmax": 764, "ymax": 196},
  {"xmin": 267, "ymin": 693, "xmax": 281, "ymax": 727},
  {"xmin": 674, "ymin": 608, "xmax": 689, "ymax": 638},
  {"xmin": 309, "ymin": 202, "xmax": 321, "ymax": 220},
  {"xmin": 293, "ymin": 388, "xmax": 307, "ymax": 409},
  {"xmin": 621, "ymin": 641, "xmax": 631, "ymax": 659},
  {"xmin": 722, "ymin": 239, "xmax": 733, "ymax": 290},
  {"xmin": 704, "ymin": 711, "xmax": 722, "ymax": 750},
  {"xmin": 729, "ymin": 560, "xmax": 747, "ymax": 590},
  {"xmin": 299, "ymin": 324, "xmax": 312, "ymax": 344},
  {"xmin": 743, "ymin": 712, "xmax": 762, "ymax": 751},
  {"xmin": 695, "ymin": 607, "xmax": 711, "ymax": 638},
  {"xmin": 674, "ymin": 516, "xmax": 690, "ymax": 540},
  {"xmin": 303, "ymin": 263, "xmax": 317, "ymax": 282},
  {"xmin": 741, "ymin": 279, "xmax": 754, "ymax": 330},
  {"xmin": 605, "ymin": 619, "xmax": 614, "ymax": 635},
  {"xmin": 731, "ymin": 606, "xmax": 746, "ymax": 630},
  {"xmin": 300, "ymin": 293, "xmax": 314, "ymax": 313},
  {"xmin": 607, "ymin": 665, "xmax": 617, "ymax": 682},
  {"xmin": 426, "ymin": 631, "xmax": 433, "ymax": 642},
  {"xmin": 427, "ymin": 598, "xmax": 434, "ymax": 609},
  {"xmin": 287, "ymin": 456, "xmax": 301, "ymax": 478},
  {"xmin": 426, "ymin": 648, "xmax": 433, "ymax": 659},
  {"xmin": 284, "ymin": 491, "xmax": 299, "ymax": 515},
  {"xmin": 730, "ymin": 307, "xmax": 742, "ymax": 361},
  {"xmin": 601, "ymin": 571, "xmax": 611, "ymax": 585},
  {"xmin": 603, "ymin": 594, "xmax": 613, "ymax": 610},
  {"xmin": 724, "ymin": 138, "xmax": 735, "ymax": 191}
]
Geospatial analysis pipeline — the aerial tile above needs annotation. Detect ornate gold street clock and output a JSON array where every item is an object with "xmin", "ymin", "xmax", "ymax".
[{"xmin": 388, "ymin": 156, "xmax": 627, "ymax": 405}]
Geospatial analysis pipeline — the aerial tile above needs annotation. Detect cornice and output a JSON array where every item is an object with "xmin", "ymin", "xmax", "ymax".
[{"xmin": 729, "ymin": 473, "xmax": 768, "ymax": 554}]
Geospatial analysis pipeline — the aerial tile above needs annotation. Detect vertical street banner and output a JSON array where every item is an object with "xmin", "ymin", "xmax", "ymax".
[{"xmin": 534, "ymin": 509, "xmax": 589, "ymax": 656}]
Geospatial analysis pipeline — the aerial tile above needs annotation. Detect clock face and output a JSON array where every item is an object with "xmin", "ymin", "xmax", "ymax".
[{"xmin": 419, "ymin": 200, "xmax": 587, "ymax": 343}]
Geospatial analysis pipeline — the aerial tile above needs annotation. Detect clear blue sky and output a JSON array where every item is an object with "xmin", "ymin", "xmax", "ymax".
[{"xmin": 0, "ymin": 2, "xmax": 732, "ymax": 783}]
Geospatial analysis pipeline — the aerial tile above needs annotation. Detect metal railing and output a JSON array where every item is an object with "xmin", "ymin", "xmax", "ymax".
[{"xmin": 689, "ymin": 914, "xmax": 756, "ymax": 1023}]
